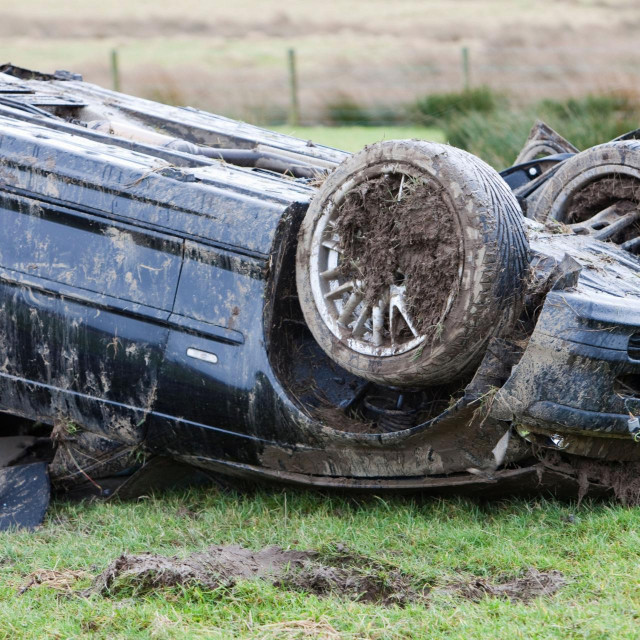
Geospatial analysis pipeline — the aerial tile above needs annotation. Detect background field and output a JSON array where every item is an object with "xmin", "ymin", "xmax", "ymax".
[
  {"xmin": 271, "ymin": 126, "xmax": 445, "ymax": 151},
  {"xmin": 2, "ymin": 0, "xmax": 640, "ymax": 124}
]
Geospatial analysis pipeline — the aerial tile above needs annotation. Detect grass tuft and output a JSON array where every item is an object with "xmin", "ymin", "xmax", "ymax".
[
  {"xmin": 429, "ymin": 90, "xmax": 640, "ymax": 169},
  {"xmin": 413, "ymin": 86, "xmax": 502, "ymax": 125}
]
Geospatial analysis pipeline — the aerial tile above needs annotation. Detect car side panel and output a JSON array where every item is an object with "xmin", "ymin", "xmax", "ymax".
[
  {"xmin": 0, "ymin": 190, "xmax": 183, "ymax": 441},
  {"xmin": 149, "ymin": 240, "xmax": 273, "ymax": 461}
]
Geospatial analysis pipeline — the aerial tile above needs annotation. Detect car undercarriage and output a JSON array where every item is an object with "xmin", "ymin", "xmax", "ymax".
[{"xmin": 1, "ymin": 65, "xmax": 640, "ymax": 528}]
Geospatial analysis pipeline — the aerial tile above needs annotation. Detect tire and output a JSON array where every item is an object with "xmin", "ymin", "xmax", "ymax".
[
  {"xmin": 528, "ymin": 141, "xmax": 640, "ymax": 231},
  {"xmin": 295, "ymin": 140, "xmax": 529, "ymax": 387},
  {"xmin": 514, "ymin": 121, "xmax": 578, "ymax": 164}
]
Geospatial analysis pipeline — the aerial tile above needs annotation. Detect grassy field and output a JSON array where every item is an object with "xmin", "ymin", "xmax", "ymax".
[
  {"xmin": 1, "ymin": 1, "xmax": 639, "ymax": 122},
  {"xmin": 1, "ymin": 488, "xmax": 639, "ymax": 639}
]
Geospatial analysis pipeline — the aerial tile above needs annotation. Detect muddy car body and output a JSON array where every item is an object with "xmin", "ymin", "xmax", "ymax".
[{"xmin": 1, "ymin": 66, "xmax": 640, "ymax": 524}]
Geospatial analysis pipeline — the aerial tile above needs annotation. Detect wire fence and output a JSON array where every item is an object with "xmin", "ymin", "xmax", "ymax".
[{"xmin": 101, "ymin": 42, "xmax": 640, "ymax": 128}]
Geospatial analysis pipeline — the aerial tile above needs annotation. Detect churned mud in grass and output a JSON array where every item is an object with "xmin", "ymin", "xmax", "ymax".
[
  {"xmin": 441, "ymin": 568, "xmax": 566, "ymax": 604},
  {"xmin": 333, "ymin": 173, "xmax": 460, "ymax": 337},
  {"xmin": 276, "ymin": 547, "xmax": 428, "ymax": 606},
  {"xmin": 81, "ymin": 544, "xmax": 429, "ymax": 606},
  {"xmin": 78, "ymin": 543, "xmax": 566, "ymax": 608}
]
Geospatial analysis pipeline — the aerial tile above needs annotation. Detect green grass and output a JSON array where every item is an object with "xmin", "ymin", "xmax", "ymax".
[
  {"xmin": 422, "ymin": 92, "xmax": 640, "ymax": 170},
  {"xmin": 271, "ymin": 126, "xmax": 445, "ymax": 153},
  {"xmin": 2, "ymin": 489, "xmax": 640, "ymax": 639}
]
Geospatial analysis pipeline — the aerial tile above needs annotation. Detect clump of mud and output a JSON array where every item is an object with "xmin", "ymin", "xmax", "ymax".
[
  {"xmin": 538, "ymin": 450, "xmax": 640, "ymax": 505},
  {"xmin": 584, "ymin": 461, "xmax": 640, "ymax": 505},
  {"xmin": 333, "ymin": 173, "xmax": 460, "ymax": 336},
  {"xmin": 565, "ymin": 176, "xmax": 640, "ymax": 243},
  {"xmin": 81, "ymin": 545, "xmax": 427, "ymax": 606},
  {"xmin": 443, "ymin": 568, "xmax": 565, "ymax": 603}
]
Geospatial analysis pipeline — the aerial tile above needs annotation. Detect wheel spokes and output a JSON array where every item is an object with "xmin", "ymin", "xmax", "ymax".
[
  {"xmin": 351, "ymin": 305, "xmax": 371, "ymax": 338},
  {"xmin": 622, "ymin": 236, "xmax": 640, "ymax": 253},
  {"xmin": 338, "ymin": 291, "xmax": 363, "ymax": 325},
  {"xmin": 570, "ymin": 201, "xmax": 640, "ymax": 240},
  {"xmin": 327, "ymin": 277, "xmax": 424, "ymax": 349},
  {"xmin": 329, "ymin": 279, "xmax": 422, "ymax": 352},
  {"xmin": 371, "ymin": 301, "xmax": 385, "ymax": 347},
  {"xmin": 389, "ymin": 285, "xmax": 419, "ymax": 343},
  {"xmin": 321, "ymin": 236, "xmax": 343, "ymax": 253},
  {"xmin": 325, "ymin": 280, "xmax": 356, "ymax": 300},
  {"xmin": 320, "ymin": 266, "xmax": 342, "ymax": 280},
  {"xmin": 316, "ymin": 215, "xmax": 425, "ymax": 354},
  {"xmin": 594, "ymin": 209, "xmax": 640, "ymax": 241}
]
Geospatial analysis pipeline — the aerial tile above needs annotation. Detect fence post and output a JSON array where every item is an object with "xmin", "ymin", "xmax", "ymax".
[
  {"xmin": 462, "ymin": 47, "xmax": 470, "ymax": 91},
  {"xmin": 110, "ymin": 49, "xmax": 120, "ymax": 93},
  {"xmin": 287, "ymin": 48, "xmax": 300, "ymax": 126}
]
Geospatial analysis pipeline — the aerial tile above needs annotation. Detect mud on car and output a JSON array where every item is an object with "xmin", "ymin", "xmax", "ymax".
[{"xmin": 1, "ymin": 65, "xmax": 640, "ymax": 528}]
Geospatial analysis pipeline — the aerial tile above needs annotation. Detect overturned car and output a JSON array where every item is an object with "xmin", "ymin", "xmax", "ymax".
[{"xmin": 1, "ymin": 65, "xmax": 640, "ymax": 527}]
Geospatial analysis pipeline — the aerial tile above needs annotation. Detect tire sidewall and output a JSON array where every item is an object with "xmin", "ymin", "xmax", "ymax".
[{"xmin": 531, "ymin": 142, "xmax": 640, "ymax": 222}]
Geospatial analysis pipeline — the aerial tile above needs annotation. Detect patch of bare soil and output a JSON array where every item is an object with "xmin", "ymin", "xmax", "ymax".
[
  {"xmin": 79, "ymin": 544, "xmax": 565, "ymax": 607},
  {"xmin": 333, "ymin": 173, "xmax": 460, "ymax": 337},
  {"xmin": 443, "ymin": 568, "xmax": 566, "ymax": 603},
  {"xmin": 80, "ymin": 545, "xmax": 427, "ymax": 606}
]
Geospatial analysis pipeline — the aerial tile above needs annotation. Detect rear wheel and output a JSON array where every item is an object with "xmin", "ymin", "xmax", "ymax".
[
  {"xmin": 296, "ymin": 140, "xmax": 529, "ymax": 387},
  {"xmin": 529, "ymin": 141, "xmax": 640, "ymax": 254}
]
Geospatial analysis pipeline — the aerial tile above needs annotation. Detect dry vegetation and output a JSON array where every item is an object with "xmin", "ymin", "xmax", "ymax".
[{"xmin": 1, "ymin": 0, "xmax": 640, "ymax": 122}]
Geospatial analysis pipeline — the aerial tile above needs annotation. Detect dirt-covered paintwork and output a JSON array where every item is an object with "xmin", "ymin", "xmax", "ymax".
[{"xmin": 1, "ymin": 65, "xmax": 640, "ymax": 526}]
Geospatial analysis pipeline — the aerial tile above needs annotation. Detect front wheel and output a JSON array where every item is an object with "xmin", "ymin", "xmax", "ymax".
[{"xmin": 295, "ymin": 140, "xmax": 529, "ymax": 388}]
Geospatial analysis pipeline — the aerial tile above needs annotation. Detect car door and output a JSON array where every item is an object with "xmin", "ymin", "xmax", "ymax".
[
  {"xmin": 147, "ymin": 238, "xmax": 270, "ymax": 461},
  {"xmin": 0, "ymin": 187, "xmax": 183, "ymax": 444}
]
